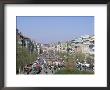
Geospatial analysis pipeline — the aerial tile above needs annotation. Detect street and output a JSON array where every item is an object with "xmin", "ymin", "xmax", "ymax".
[
  {"xmin": 21, "ymin": 49, "xmax": 94, "ymax": 75},
  {"xmin": 22, "ymin": 50, "xmax": 65, "ymax": 74}
]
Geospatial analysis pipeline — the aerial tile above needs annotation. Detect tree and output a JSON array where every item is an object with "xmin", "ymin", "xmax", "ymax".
[
  {"xmin": 16, "ymin": 43, "xmax": 38, "ymax": 74},
  {"xmin": 74, "ymin": 52, "xmax": 85, "ymax": 63},
  {"xmin": 86, "ymin": 54, "xmax": 94, "ymax": 64}
]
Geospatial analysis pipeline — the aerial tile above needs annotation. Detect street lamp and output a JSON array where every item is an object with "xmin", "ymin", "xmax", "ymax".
[
  {"xmin": 66, "ymin": 42, "xmax": 69, "ymax": 69},
  {"xmin": 67, "ymin": 42, "xmax": 69, "ymax": 62}
]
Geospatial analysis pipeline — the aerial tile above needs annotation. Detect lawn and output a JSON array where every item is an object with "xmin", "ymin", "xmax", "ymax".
[{"xmin": 55, "ymin": 69, "xmax": 94, "ymax": 74}]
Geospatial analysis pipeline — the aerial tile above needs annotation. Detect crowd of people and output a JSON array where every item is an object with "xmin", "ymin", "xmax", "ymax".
[
  {"xmin": 23, "ymin": 57, "xmax": 65, "ymax": 74},
  {"xmin": 75, "ymin": 59, "xmax": 94, "ymax": 72},
  {"xmin": 22, "ymin": 49, "xmax": 94, "ymax": 74},
  {"xmin": 22, "ymin": 58, "xmax": 94, "ymax": 74}
]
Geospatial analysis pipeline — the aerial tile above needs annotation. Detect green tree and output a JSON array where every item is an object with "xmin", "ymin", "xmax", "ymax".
[
  {"xmin": 86, "ymin": 54, "xmax": 94, "ymax": 64},
  {"xmin": 16, "ymin": 43, "xmax": 38, "ymax": 74},
  {"xmin": 74, "ymin": 52, "xmax": 85, "ymax": 63}
]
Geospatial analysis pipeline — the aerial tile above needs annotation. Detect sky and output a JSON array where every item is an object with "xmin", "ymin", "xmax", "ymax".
[{"xmin": 16, "ymin": 16, "xmax": 94, "ymax": 44}]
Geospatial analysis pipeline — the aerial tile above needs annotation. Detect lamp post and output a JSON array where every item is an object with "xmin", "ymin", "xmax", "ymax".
[
  {"xmin": 66, "ymin": 41, "xmax": 69, "ymax": 69},
  {"xmin": 67, "ymin": 42, "xmax": 69, "ymax": 62}
]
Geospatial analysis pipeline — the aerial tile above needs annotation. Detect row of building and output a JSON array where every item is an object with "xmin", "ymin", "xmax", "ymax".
[
  {"xmin": 16, "ymin": 29, "xmax": 42, "ymax": 55},
  {"xmin": 16, "ymin": 29, "xmax": 94, "ymax": 55},
  {"xmin": 44, "ymin": 35, "xmax": 94, "ymax": 55}
]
